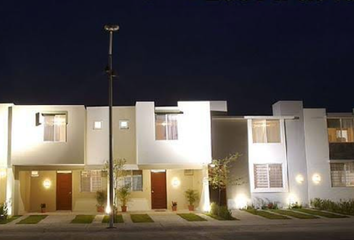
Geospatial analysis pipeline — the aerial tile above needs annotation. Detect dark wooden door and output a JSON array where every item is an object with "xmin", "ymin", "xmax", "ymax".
[
  {"xmin": 56, "ymin": 173, "xmax": 72, "ymax": 210},
  {"xmin": 151, "ymin": 171, "xmax": 167, "ymax": 209}
]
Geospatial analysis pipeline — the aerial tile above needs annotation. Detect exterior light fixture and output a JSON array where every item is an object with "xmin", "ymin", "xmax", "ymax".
[
  {"xmin": 43, "ymin": 179, "xmax": 52, "ymax": 189},
  {"xmin": 288, "ymin": 193, "xmax": 298, "ymax": 206},
  {"xmin": 235, "ymin": 194, "xmax": 248, "ymax": 209},
  {"xmin": 295, "ymin": 174, "xmax": 304, "ymax": 184},
  {"xmin": 209, "ymin": 164, "xmax": 216, "ymax": 168},
  {"xmin": 105, "ymin": 205, "xmax": 111, "ymax": 214},
  {"xmin": 0, "ymin": 169, "xmax": 6, "ymax": 179},
  {"xmin": 312, "ymin": 174, "xmax": 321, "ymax": 185},
  {"xmin": 31, "ymin": 171, "xmax": 39, "ymax": 177},
  {"xmin": 171, "ymin": 177, "xmax": 180, "ymax": 188}
]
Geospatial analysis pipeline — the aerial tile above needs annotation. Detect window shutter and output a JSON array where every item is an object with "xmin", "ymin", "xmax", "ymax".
[{"xmin": 254, "ymin": 164, "xmax": 269, "ymax": 188}]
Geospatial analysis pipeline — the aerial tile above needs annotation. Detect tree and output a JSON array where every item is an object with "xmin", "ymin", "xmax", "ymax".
[{"xmin": 208, "ymin": 153, "xmax": 240, "ymax": 211}]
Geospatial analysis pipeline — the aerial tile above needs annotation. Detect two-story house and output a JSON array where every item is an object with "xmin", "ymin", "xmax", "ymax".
[
  {"xmin": 0, "ymin": 101, "xmax": 226, "ymax": 215},
  {"xmin": 212, "ymin": 101, "xmax": 354, "ymax": 209}
]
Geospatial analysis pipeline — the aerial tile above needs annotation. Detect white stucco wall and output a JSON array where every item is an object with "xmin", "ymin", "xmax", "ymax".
[
  {"xmin": 11, "ymin": 105, "xmax": 85, "ymax": 165},
  {"xmin": 136, "ymin": 102, "xmax": 212, "ymax": 167},
  {"xmin": 0, "ymin": 104, "xmax": 12, "ymax": 168},
  {"xmin": 273, "ymin": 101, "xmax": 309, "ymax": 206},
  {"xmin": 303, "ymin": 109, "xmax": 354, "ymax": 202},
  {"xmin": 247, "ymin": 118, "xmax": 289, "ymax": 207}
]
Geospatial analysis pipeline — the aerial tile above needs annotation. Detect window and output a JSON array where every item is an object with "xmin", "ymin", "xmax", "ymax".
[
  {"xmin": 328, "ymin": 118, "xmax": 354, "ymax": 143},
  {"xmin": 119, "ymin": 120, "xmax": 129, "ymax": 130},
  {"xmin": 43, "ymin": 114, "xmax": 67, "ymax": 142},
  {"xmin": 117, "ymin": 170, "xmax": 143, "ymax": 191},
  {"xmin": 330, "ymin": 162, "xmax": 354, "ymax": 187},
  {"xmin": 252, "ymin": 120, "xmax": 280, "ymax": 143},
  {"xmin": 81, "ymin": 170, "xmax": 103, "ymax": 192},
  {"xmin": 254, "ymin": 164, "xmax": 283, "ymax": 189},
  {"xmin": 155, "ymin": 114, "xmax": 178, "ymax": 140},
  {"xmin": 93, "ymin": 121, "xmax": 102, "ymax": 130}
]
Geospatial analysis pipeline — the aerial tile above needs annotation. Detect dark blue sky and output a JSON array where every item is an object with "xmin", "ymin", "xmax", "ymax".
[{"xmin": 0, "ymin": 0, "xmax": 353, "ymax": 115}]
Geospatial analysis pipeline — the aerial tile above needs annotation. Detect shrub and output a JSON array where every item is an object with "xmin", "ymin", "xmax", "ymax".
[
  {"xmin": 117, "ymin": 186, "xmax": 131, "ymax": 207},
  {"xmin": 0, "ymin": 202, "xmax": 8, "ymax": 220},
  {"xmin": 311, "ymin": 198, "xmax": 354, "ymax": 215},
  {"xmin": 96, "ymin": 190, "xmax": 107, "ymax": 207},
  {"xmin": 185, "ymin": 189, "xmax": 199, "ymax": 206},
  {"xmin": 210, "ymin": 202, "xmax": 234, "ymax": 220},
  {"xmin": 289, "ymin": 202, "xmax": 302, "ymax": 209}
]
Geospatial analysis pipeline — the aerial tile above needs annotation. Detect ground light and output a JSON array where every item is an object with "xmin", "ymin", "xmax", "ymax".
[{"xmin": 104, "ymin": 24, "xmax": 119, "ymax": 229}]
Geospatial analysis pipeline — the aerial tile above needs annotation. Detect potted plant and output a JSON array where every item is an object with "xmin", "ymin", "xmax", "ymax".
[
  {"xmin": 117, "ymin": 185, "xmax": 131, "ymax": 212},
  {"xmin": 96, "ymin": 190, "xmax": 107, "ymax": 213},
  {"xmin": 172, "ymin": 201, "xmax": 177, "ymax": 211},
  {"xmin": 40, "ymin": 203, "xmax": 46, "ymax": 213},
  {"xmin": 185, "ymin": 189, "xmax": 199, "ymax": 211}
]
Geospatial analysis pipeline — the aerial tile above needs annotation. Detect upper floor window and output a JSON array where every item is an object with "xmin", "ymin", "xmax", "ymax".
[
  {"xmin": 330, "ymin": 162, "xmax": 354, "ymax": 187},
  {"xmin": 93, "ymin": 121, "xmax": 102, "ymax": 130},
  {"xmin": 155, "ymin": 114, "xmax": 178, "ymax": 140},
  {"xmin": 43, "ymin": 114, "xmax": 67, "ymax": 142},
  {"xmin": 327, "ymin": 118, "xmax": 354, "ymax": 143},
  {"xmin": 252, "ymin": 119, "xmax": 280, "ymax": 143},
  {"xmin": 119, "ymin": 120, "xmax": 129, "ymax": 130},
  {"xmin": 254, "ymin": 163, "xmax": 283, "ymax": 189},
  {"xmin": 81, "ymin": 170, "xmax": 103, "ymax": 192}
]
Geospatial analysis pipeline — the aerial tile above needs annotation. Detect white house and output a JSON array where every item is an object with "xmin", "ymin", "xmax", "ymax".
[{"xmin": 212, "ymin": 101, "xmax": 354, "ymax": 209}]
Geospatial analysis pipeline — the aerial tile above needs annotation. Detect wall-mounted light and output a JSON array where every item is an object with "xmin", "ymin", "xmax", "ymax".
[
  {"xmin": 171, "ymin": 177, "xmax": 180, "ymax": 188},
  {"xmin": 31, "ymin": 171, "xmax": 39, "ymax": 177},
  {"xmin": 295, "ymin": 174, "xmax": 304, "ymax": 184},
  {"xmin": 312, "ymin": 174, "xmax": 321, "ymax": 185},
  {"xmin": 0, "ymin": 169, "xmax": 6, "ymax": 179},
  {"xmin": 43, "ymin": 179, "xmax": 52, "ymax": 189}
]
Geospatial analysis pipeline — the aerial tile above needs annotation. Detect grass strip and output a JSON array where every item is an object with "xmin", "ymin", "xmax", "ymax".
[
  {"xmin": 294, "ymin": 209, "xmax": 348, "ymax": 218},
  {"xmin": 17, "ymin": 215, "xmax": 47, "ymax": 224},
  {"xmin": 130, "ymin": 214, "xmax": 154, "ymax": 223},
  {"xmin": 0, "ymin": 215, "xmax": 22, "ymax": 224},
  {"xmin": 270, "ymin": 209, "xmax": 318, "ymax": 219},
  {"xmin": 102, "ymin": 214, "xmax": 124, "ymax": 223},
  {"xmin": 205, "ymin": 213, "xmax": 237, "ymax": 221},
  {"xmin": 244, "ymin": 209, "xmax": 290, "ymax": 219},
  {"xmin": 178, "ymin": 213, "xmax": 207, "ymax": 222},
  {"xmin": 71, "ymin": 215, "xmax": 95, "ymax": 224}
]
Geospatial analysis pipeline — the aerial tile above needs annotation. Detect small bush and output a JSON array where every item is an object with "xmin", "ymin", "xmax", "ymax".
[
  {"xmin": 0, "ymin": 202, "xmax": 8, "ymax": 220},
  {"xmin": 289, "ymin": 202, "xmax": 302, "ymax": 209},
  {"xmin": 311, "ymin": 198, "xmax": 354, "ymax": 215},
  {"xmin": 209, "ymin": 202, "xmax": 234, "ymax": 220}
]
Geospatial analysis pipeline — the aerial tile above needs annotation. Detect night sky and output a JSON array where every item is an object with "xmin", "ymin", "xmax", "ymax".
[{"xmin": 1, "ymin": 1, "xmax": 353, "ymax": 115}]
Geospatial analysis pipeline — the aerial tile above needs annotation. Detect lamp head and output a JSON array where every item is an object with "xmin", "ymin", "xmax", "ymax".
[{"xmin": 104, "ymin": 25, "xmax": 119, "ymax": 32}]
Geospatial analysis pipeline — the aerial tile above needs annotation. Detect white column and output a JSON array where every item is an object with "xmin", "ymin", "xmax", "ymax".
[{"xmin": 199, "ymin": 165, "xmax": 210, "ymax": 212}]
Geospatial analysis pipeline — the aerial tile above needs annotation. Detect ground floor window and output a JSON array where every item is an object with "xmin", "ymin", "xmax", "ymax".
[
  {"xmin": 118, "ymin": 170, "xmax": 143, "ymax": 191},
  {"xmin": 254, "ymin": 164, "xmax": 283, "ymax": 190},
  {"xmin": 80, "ymin": 170, "xmax": 103, "ymax": 192},
  {"xmin": 330, "ymin": 162, "xmax": 354, "ymax": 187}
]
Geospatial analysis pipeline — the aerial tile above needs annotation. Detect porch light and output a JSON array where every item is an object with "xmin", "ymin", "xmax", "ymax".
[
  {"xmin": 295, "ymin": 174, "xmax": 304, "ymax": 184},
  {"xmin": 312, "ymin": 174, "xmax": 321, "ymax": 185},
  {"xmin": 171, "ymin": 177, "xmax": 180, "ymax": 188},
  {"xmin": 0, "ymin": 169, "xmax": 6, "ymax": 178},
  {"xmin": 43, "ymin": 179, "xmax": 52, "ymax": 189}
]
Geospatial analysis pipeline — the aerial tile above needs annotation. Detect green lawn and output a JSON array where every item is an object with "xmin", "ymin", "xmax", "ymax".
[
  {"xmin": 130, "ymin": 214, "xmax": 154, "ymax": 223},
  {"xmin": 205, "ymin": 213, "xmax": 237, "ymax": 221},
  {"xmin": 71, "ymin": 215, "xmax": 95, "ymax": 224},
  {"xmin": 270, "ymin": 209, "xmax": 318, "ymax": 219},
  {"xmin": 102, "ymin": 214, "xmax": 124, "ymax": 223},
  {"xmin": 244, "ymin": 209, "xmax": 290, "ymax": 219},
  {"xmin": 178, "ymin": 213, "xmax": 207, "ymax": 222},
  {"xmin": 0, "ymin": 215, "xmax": 22, "ymax": 224},
  {"xmin": 294, "ymin": 209, "xmax": 348, "ymax": 218},
  {"xmin": 17, "ymin": 215, "xmax": 47, "ymax": 224}
]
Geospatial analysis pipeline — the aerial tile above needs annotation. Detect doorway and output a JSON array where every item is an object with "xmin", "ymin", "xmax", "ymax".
[
  {"xmin": 151, "ymin": 170, "xmax": 167, "ymax": 209},
  {"xmin": 56, "ymin": 172, "xmax": 72, "ymax": 210}
]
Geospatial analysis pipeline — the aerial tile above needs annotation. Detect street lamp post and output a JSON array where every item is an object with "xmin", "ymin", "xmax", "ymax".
[{"xmin": 104, "ymin": 24, "xmax": 119, "ymax": 229}]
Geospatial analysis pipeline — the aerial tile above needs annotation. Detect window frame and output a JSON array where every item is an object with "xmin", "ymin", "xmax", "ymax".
[
  {"xmin": 80, "ymin": 170, "xmax": 104, "ymax": 193},
  {"xmin": 252, "ymin": 163, "xmax": 285, "ymax": 192},
  {"xmin": 330, "ymin": 162, "xmax": 354, "ymax": 187},
  {"xmin": 42, "ymin": 113, "xmax": 68, "ymax": 143},
  {"xmin": 155, "ymin": 113, "xmax": 179, "ymax": 141},
  {"xmin": 327, "ymin": 118, "xmax": 354, "ymax": 143},
  {"xmin": 117, "ymin": 170, "xmax": 143, "ymax": 192},
  {"xmin": 252, "ymin": 119, "xmax": 281, "ymax": 144},
  {"xmin": 93, "ymin": 121, "xmax": 103, "ymax": 130}
]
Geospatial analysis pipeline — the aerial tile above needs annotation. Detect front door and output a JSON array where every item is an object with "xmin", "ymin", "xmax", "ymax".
[
  {"xmin": 56, "ymin": 172, "xmax": 72, "ymax": 210},
  {"xmin": 151, "ymin": 171, "xmax": 167, "ymax": 209}
]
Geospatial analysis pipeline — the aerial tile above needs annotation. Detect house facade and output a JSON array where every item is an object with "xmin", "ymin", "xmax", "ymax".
[
  {"xmin": 212, "ymin": 101, "xmax": 354, "ymax": 209},
  {"xmin": 0, "ymin": 101, "xmax": 227, "ymax": 215}
]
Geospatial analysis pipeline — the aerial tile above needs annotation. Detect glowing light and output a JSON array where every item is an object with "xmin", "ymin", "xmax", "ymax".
[
  {"xmin": 43, "ymin": 179, "xmax": 52, "ymax": 189},
  {"xmin": 209, "ymin": 164, "xmax": 216, "ymax": 168},
  {"xmin": 31, "ymin": 171, "xmax": 39, "ymax": 177},
  {"xmin": 119, "ymin": 120, "xmax": 129, "ymax": 129},
  {"xmin": 312, "ymin": 174, "xmax": 321, "ymax": 185},
  {"xmin": 0, "ymin": 169, "xmax": 6, "ymax": 178},
  {"xmin": 235, "ymin": 194, "xmax": 248, "ymax": 209},
  {"xmin": 171, "ymin": 177, "xmax": 180, "ymax": 188},
  {"xmin": 296, "ymin": 174, "xmax": 304, "ymax": 184},
  {"xmin": 94, "ymin": 121, "xmax": 102, "ymax": 130},
  {"xmin": 105, "ymin": 205, "xmax": 111, "ymax": 214},
  {"xmin": 203, "ymin": 203, "xmax": 211, "ymax": 212},
  {"xmin": 288, "ymin": 193, "xmax": 298, "ymax": 206}
]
